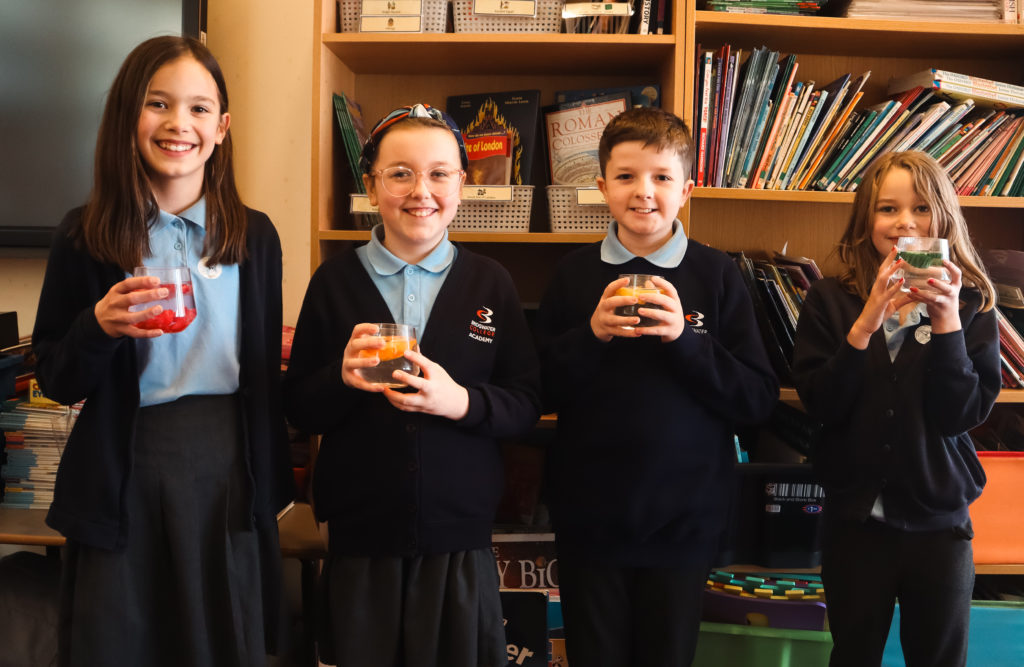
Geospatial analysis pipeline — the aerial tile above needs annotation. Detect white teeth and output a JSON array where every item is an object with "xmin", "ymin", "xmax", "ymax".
[
  {"xmin": 406, "ymin": 209, "xmax": 435, "ymax": 217},
  {"xmin": 158, "ymin": 141, "xmax": 192, "ymax": 152},
  {"xmin": 634, "ymin": 208, "xmax": 654, "ymax": 214}
]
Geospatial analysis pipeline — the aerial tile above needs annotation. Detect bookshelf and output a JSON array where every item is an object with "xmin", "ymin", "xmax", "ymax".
[{"xmin": 311, "ymin": 1, "xmax": 1024, "ymax": 570}]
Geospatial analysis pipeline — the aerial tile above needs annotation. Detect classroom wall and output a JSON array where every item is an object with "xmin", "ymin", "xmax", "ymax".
[{"xmin": 0, "ymin": 0, "xmax": 313, "ymax": 340}]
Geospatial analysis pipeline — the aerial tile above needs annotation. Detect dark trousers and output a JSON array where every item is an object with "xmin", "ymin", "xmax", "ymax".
[
  {"xmin": 557, "ymin": 556, "xmax": 709, "ymax": 667},
  {"xmin": 822, "ymin": 518, "xmax": 974, "ymax": 667}
]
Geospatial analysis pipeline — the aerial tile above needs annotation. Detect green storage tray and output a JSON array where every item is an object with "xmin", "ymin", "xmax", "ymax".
[{"xmin": 693, "ymin": 621, "xmax": 832, "ymax": 667}]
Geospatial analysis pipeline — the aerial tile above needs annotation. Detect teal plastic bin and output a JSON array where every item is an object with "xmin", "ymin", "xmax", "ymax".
[
  {"xmin": 692, "ymin": 621, "xmax": 832, "ymax": 667},
  {"xmin": 883, "ymin": 601, "xmax": 1024, "ymax": 666}
]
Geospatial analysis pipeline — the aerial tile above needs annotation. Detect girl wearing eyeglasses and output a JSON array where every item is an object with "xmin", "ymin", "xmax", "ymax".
[{"xmin": 283, "ymin": 104, "xmax": 541, "ymax": 667}]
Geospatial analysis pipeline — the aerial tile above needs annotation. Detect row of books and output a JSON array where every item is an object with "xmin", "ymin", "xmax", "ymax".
[
  {"xmin": 730, "ymin": 249, "xmax": 822, "ymax": 384},
  {"xmin": 0, "ymin": 397, "xmax": 77, "ymax": 510},
  {"xmin": 562, "ymin": 0, "xmax": 670, "ymax": 35},
  {"xmin": 692, "ymin": 49, "xmax": 1024, "ymax": 195}
]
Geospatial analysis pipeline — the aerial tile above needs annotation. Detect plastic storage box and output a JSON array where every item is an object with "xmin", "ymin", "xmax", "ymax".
[
  {"xmin": 452, "ymin": 0, "xmax": 563, "ymax": 33},
  {"xmin": 546, "ymin": 185, "xmax": 614, "ymax": 233},
  {"xmin": 339, "ymin": 0, "xmax": 448, "ymax": 33},
  {"xmin": 692, "ymin": 622, "xmax": 832, "ymax": 667},
  {"xmin": 970, "ymin": 451, "xmax": 1024, "ymax": 564},
  {"xmin": 883, "ymin": 601, "xmax": 1024, "ymax": 666},
  {"xmin": 450, "ymin": 186, "xmax": 533, "ymax": 232}
]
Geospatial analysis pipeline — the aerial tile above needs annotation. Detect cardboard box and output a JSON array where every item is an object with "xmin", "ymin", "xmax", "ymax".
[{"xmin": 970, "ymin": 452, "xmax": 1024, "ymax": 564}]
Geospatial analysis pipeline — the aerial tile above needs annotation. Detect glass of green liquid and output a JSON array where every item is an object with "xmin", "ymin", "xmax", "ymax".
[{"xmin": 896, "ymin": 237, "xmax": 949, "ymax": 293}]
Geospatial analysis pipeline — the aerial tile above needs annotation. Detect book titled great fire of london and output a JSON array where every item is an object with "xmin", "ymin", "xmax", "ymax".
[{"xmin": 446, "ymin": 90, "xmax": 542, "ymax": 186}]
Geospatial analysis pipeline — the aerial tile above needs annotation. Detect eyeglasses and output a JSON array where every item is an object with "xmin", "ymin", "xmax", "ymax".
[{"xmin": 372, "ymin": 166, "xmax": 465, "ymax": 198}]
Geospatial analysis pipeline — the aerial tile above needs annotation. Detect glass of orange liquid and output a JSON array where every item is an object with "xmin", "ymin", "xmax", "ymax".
[
  {"xmin": 357, "ymin": 323, "xmax": 420, "ymax": 387},
  {"xmin": 131, "ymin": 266, "xmax": 198, "ymax": 333},
  {"xmin": 615, "ymin": 274, "xmax": 665, "ymax": 329}
]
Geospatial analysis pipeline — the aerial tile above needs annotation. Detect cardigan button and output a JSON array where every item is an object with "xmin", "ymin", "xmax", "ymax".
[
  {"xmin": 882, "ymin": 444, "xmax": 892, "ymax": 454},
  {"xmin": 406, "ymin": 423, "xmax": 417, "ymax": 433},
  {"xmin": 407, "ymin": 461, "xmax": 418, "ymax": 473},
  {"xmin": 885, "ymin": 409, "xmax": 894, "ymax": 418}
]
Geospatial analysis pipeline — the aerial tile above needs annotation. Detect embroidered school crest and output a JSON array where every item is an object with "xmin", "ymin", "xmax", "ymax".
[{"xmin": 469, "ymin": 307, "xmax": 496, "ymax": 343}]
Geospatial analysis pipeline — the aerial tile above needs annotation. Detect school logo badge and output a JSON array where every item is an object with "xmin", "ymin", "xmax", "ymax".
[
  {"xmin": 685, "ymin": 310, "xmax": 707, "ymax": 333},
  {"xmin": 469, "ymin": 306, "xmax": 496, "ymax": 344},
  {"xmin": 915, "ymin": 325, "xmax": 932, "ymax": 345}
]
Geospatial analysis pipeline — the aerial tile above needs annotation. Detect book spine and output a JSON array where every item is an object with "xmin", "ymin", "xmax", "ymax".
[
  {"xmin": 696, "ymin": 50, "xmax": 713, "ymax": 187},
  {"xmin": 715, "ymin": 50, "xmax": 740, "ymax": 188}
]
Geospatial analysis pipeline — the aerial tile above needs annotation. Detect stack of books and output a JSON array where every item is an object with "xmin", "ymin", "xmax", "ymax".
[
  {"xmin": 703, "ymin": 0, "xmax": 824, "ymax": 15},
  {"xmin": 693, "ymin": 53, "xmax": 1024, "ymax": 195},
  {"xmin": 841, "ymin": 0, "xmax": 1008, "ymax": 22},
  {"xmin": 0, "ymin": 397, "xmax": 78, "ymax": 509}
]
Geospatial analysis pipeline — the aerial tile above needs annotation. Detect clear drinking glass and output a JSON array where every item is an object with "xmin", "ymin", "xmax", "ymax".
[
  {"xmin": 895, "ymin": 237, "xmax": 950, "ymax": 293},
  {"xmin": 131, "ymin": 266, "xmax": 197, "ymax": 333},
  {"xmin": 357, "ymin": 323, "xmax": 420, "ymax": 387},
  {"xmin": 614, "ymin": 274, "xmax": 665, "ymax": 329}
]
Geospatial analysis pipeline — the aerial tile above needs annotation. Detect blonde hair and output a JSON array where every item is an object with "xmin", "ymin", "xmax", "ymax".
[{"xmin": 836, "ymin": 151, "xmax": 995, "ymax": 311}]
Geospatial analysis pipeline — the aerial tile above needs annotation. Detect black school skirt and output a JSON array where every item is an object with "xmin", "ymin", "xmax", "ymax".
[
  {"xmin": 319, "ymin": 548, "xmax": 507, "ymax": 667},
  {"xmin": 57, "ymin": 394, "xmax": 264, "ymax": 667}
]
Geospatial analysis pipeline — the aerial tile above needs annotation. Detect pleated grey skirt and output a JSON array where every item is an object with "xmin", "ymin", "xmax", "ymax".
[
  {"xmin": 57, "ymin": 394, "xmax": 264, "ymax": 667},
  {"xmin": 319, "ymin": 549, "xmax": 507, "ymax": 667}
]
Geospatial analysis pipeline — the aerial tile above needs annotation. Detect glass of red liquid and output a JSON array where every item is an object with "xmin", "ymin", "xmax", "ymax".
[{"xmin": 132, "ymin": 266, "xmax": 198, "ymax": 333}]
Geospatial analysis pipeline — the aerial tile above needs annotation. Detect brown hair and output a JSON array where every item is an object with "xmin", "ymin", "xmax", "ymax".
[
  {"xmin": 598, "ymin": 107, "xmax": 695, "ymax": 181},
  {"xmin": 78, "ymin": 36, "xmax": 246, "ymax": 270},
  {"xmin": 837, "ymin": 150, "xmax": 995, "ymax": 310}
]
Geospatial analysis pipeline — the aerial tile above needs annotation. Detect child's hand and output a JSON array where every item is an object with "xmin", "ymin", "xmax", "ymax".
[
  {"xmin": 384, "ymin": 349, "xmax": 470, "ymax": 421},
  {"xmin": 908, "ymin": 259, "xmax": 963, "ymax": 334},
  {"xmin": 590, "ymin": 277, "xmax": 643, "ymax": 341},
  {"xmin": 341, "ymin": 323, "xmax": 390, "ymax": 393},
  {"xmin": 633, "ymin": 276, "xmax": 685, "ymax": 342},
  {"xmin": 847, "ymin": 247, "xmax": 913, "ymax": 349},
  {"xmin": 94, "ymin": 275, "xmax": 169, "ymax": 339}
]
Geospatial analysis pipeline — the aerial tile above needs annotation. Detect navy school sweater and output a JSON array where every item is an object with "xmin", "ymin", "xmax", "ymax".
[
  {"xmin": 535, "ymin": 241, "xmax": 779, "ymax": 567},
  {"xmin": 283, "ymin": 245, "xmax": 541, "ymax": 557},
  {"xmin": 792, "ymin": 278, "xmax": 1000, "ymax": 531}
]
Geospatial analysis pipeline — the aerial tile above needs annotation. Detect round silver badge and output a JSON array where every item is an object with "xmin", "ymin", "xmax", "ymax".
[
  {"xmin": 915, "ymin": 325, "xmax": 932, "ymax": 345},
  {"xmin": 197, "ymin": 257, "xmax": 222, "ymax": 280}
]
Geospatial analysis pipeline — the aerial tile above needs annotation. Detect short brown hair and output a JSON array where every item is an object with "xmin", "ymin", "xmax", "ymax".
[
  {"xmin": 598, "ymin": 107, "xmax": 694, "ymax": 181},
  {"xmin": 838, "ymin": 150, "xmax": 995, "ymax": 310}
]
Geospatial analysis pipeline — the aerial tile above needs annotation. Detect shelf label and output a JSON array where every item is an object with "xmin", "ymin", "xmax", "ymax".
[
  {"xmin": 575, "ymin": 187, "xmax": 607, "ymax": 206},
  {"xmin": 350, "ymin": 194, "xmax": 379, "ymax": 213},
  {"xmin": 562, "ymin": 2, "xmax": 633, "ymax": 17},
  {"xmin": 473, "ymin": 0, "xmax": 537, "ymax": 17},
  {"xmin": 360, "ymin": 0, "xmax": 424, "ymax": 32},
  {"xmin": 462, "ymin": 185, "xmax": 514, "ymax": 202}
]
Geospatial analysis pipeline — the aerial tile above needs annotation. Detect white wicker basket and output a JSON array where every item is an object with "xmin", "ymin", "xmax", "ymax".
[
  {"xmin": 452, "ymin": 0, "xmax": 563, "ymax": 33},
  {"xmin": 547, "ymin": 185, "xmax": 614, "ymax": 233},
  {"xmin": 451, "ymin": 186, "xmax": 533, "ymax": 232},
  {"xmin": 340, "ymin": 0, "xmax": 449, "ymax": 33}
]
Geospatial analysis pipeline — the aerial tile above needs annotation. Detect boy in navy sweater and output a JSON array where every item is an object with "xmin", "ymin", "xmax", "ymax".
[{"xmin": 536, "ymin": 107, "xmax": 779, "ymax": 666}]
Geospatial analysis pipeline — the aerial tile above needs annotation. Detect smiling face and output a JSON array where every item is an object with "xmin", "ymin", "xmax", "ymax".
[
  {"xmin": 596, "ymin": 141, "xmax": 694, "ymax": 256},
  {"xmin": 136, "ymin": 56, "xmax": 229, "ymax": 212},
  {"xmin": 362, "ymin": 125, "xmax": 464, "ymax": 264},
  {"xmin": 870, "ymin": 167, "xmax": 933, "ymax": 257}
]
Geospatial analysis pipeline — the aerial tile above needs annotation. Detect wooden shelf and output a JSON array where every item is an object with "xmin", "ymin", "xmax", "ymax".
[
  {"xmin": 322, "ymin": 33, "xmax": 675, "ymax": 75},
  {"xmin": 723, "ymin": 562, "xmax": 1024, "ymax": 575},
  {"xmin": 781, "ymin": 387, "xmax": 1024, "ymax": 404},
  {"xmin": 694, "ymin": 11, "xmax": 1024, "ymax": 58},
  {"xmin": 694, "ymin": 189, "xmax": 1024, "ymax": 209},
  {"xmin": 319, "ymin": 230, "xmax": 605, "ymax": 243}
]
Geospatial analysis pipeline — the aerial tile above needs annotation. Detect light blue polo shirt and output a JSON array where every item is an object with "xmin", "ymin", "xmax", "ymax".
[
  {"xmin": 135, "ymin": 198, "xmax": 241, "ymax": 407},
  {"xmin": 355, "ymin": 224, "xmax": 456, "ymax": 337},
  {"xmin": 600, "ymin": 219, "xmax": 689, "ymax": 267}
]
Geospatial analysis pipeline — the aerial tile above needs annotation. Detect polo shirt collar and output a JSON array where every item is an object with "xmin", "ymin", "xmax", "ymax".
[
  {"xmin": 365, "ymin": 223, "xmax": 455, "ymax": 276},
  {"xmin": 600, "ymin": 219, "xmax": 688, "ymax": 268}
]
